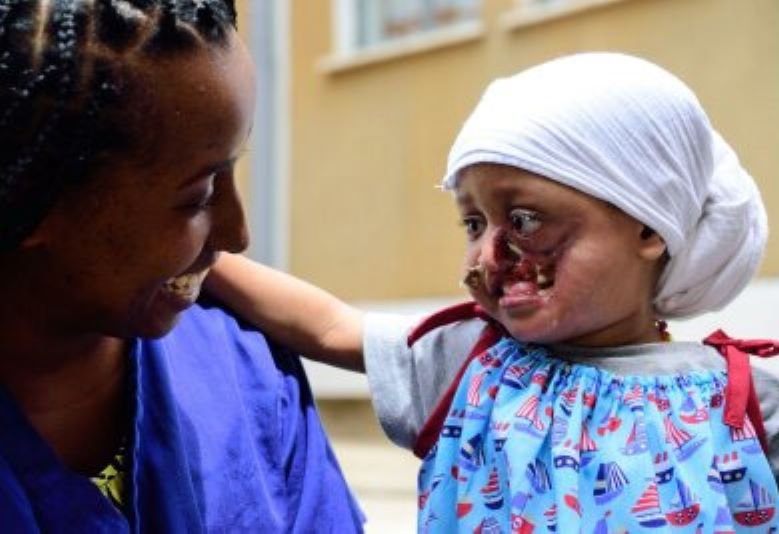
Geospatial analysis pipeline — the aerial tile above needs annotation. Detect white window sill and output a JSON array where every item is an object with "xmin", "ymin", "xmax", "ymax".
[
  {"xmin": 500, "ymin": 0, "xmax": 631, "ymax": 31},
  {"xmin": 319, "ymin": 20, "xmax": 485, "ymax": 74}
]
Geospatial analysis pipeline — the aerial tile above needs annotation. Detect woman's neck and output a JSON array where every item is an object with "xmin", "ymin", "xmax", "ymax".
[{"xmin": 0, "ymin": 293, "xmax": 130, "ymax": 475}]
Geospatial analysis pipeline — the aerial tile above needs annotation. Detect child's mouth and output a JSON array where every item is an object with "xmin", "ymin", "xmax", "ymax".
[
  {"xmin": 463, "ymin": 257, "xmax": 556, "ymax": 301},
  {"xmin": 499, "ymin": 260, "xmax": 556, "ymax": 304},
  {"xmin": 462, "ymin": 228, "xmax": 557, "ymax": 308}
]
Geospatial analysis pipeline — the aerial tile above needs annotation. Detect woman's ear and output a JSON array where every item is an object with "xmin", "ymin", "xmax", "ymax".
[
  {"xmin": 638, "ymin": 226, "xmax": 667, "ymax": 261},
  {"xmin": 18, "ymin": 212, "xmax": 58, "ymax": 250}
]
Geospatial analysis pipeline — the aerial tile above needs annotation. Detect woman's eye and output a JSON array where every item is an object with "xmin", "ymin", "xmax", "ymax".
[
  {"xmin": 192, "ymin": 193, "xmax": 215, "ymax": 209},
  {"xmin": 509, "ymin": 209, "xmax": 542, "ymax": 236},
  {"xmin": 181, "ymin": 175, "xmax": 216, "ymax": 211},
  {"xmin": 461, "ymin": 216, "xmax": 485, "ymax": 238}
]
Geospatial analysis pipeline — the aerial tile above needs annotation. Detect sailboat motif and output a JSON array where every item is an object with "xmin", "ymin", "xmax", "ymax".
[
  {"xmin": 467, "ymin": 371, "xmax": 487, "ymax": 407},
  {"xmin": 623, "ymin": 384, "xmax": 644, "ymax": 412},
  {"xmin": 418, "ymin": 474, "xmax": 444, "ymax": 510},
  {"xmin": 478, "ymin": 349, "xmax": 503, "ymax": 369},
  {"xmin": 514, "ymin": 395, "xmax": 545, "ymax": 437},
  {"xmin": 550, "ymin": 415, "xmax": 568, "ymax": 447},
  {"xmin": 631, "ymin": 481, "xmax": 668, "ymax": 528},
  {"xmin": 593, "ymin": 462, "xmax": 628, "ymax": 504},
  {"xmin": 474, "ymin": 516, "xmax": 502, "ymax": 534},
  {"xmin": 679, "ymin": 391, "xmax": 709, "ymax": 424},
  {"xmin": 714, "ymin": 505, "xmax": 735, "ymax": 532},
  {"xmin": 544, "ymin": 503, "xmax": 557, "ymax": 532},
  {"xmin": 592, "ymin": 511, "xmax": 612, "ymax": 534},
  {"xmin": 580, "ymin": 425, "xmax": 598, "ymax": 468},
  {"xmin": 731, "ymin": 417, "xmax": 762, "ymax": 454},
  {"xmin": 718, "ymin": 451, "xmax": 747, "ymax": 484},
  {"xmin": 708, "ymin": 457, "xmax": 725, "ymax": 493},
  {"xmin": 709, "ymin": 391, "xmax": 724, "ymax": 409},
  {"xmin": 511, "ymin": 514, "xmax": 536, "ymax": 534},
  {"xmin": 553, "ymin": 438, "xmax": 580, "ymax": 472},
  {"xmin": 597, "ymin": 405, "xmax": 622, "ymax": 437},
  {"xmin": 664, "ymin": 415, "xmax": 706, "ymax": 461},
  {"xmin": 459, "ymin": 434, "xmax": 485, "ymax": 472},
  {"xmin": 654, "ymin": 451, "xmax": 674, "ymax": 485},
  {"xmin": 456, "ymin": 496, "xmax": 473, "ymax": 518},
  {"xmin": 648, "ymin": 387, "xmax": 671, "ymax": 412},
  {"xmin": 501, "ymin": 363, "xmax": 532, "ymax": 389},
  {"xmin": 665, "ymin": 478, "xmax": 700, "ymax": 526},
  {"xmin": 441, "ymin": 408, "xmax": 465, "ymax": 439},
  {"xmin": 559, "ymin": 385, "xmax": 579, "ymax": 416},
  {"xmin": 492, "ymin": 421, "xmax": 510, "ymax": 452},
  {"xmin": 734, "ymin": 479, "xmax": 776, "ymax": 526},
  {"xmin": 480, "ymin": 467, "xmax": 504, "ymax": 510},
  {"xmin": 526, "ymin": 458, "xmax": 551, "ymax": 494},
  {"xmin": 621, "ymin": 417, "xmax": 649, "ymax": 456}
]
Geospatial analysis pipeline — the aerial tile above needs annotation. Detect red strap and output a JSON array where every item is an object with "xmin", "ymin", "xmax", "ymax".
[
  {"xmin": 407, "ymin": 301, "xmax": 503, "ymax": 458},
  {"xmin": 703, "ymin": 329, "xmax": 779, "ymax": 454},
  {"xmin": 413, "ymin": 323, "xmax": 504, "ymax": 459}
]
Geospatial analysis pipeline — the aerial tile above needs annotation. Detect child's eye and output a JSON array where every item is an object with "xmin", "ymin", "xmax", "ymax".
[
  {"xmin": 461, "ymin": 216, "xmax": 485, "ymax": 239},
  {"xmin": 509, "ymin": 208, "xmax": 542, "ymax": 236}
]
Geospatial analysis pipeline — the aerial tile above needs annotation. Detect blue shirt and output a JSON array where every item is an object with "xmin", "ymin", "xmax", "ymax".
[{"xmin": 0, "ymin": 302, "xmax": 364, "ymax": 533}]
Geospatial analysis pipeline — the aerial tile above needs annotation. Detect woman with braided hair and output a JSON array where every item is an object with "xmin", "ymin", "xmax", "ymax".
[{"xmin": 0, "ymin": 1, "xmax": 364, "ymax": 531}]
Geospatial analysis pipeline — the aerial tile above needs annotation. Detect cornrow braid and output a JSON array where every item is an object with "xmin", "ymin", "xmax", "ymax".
[{"xmin": 0, "ymin": 0, "xmax": 239, "ymax": 251}]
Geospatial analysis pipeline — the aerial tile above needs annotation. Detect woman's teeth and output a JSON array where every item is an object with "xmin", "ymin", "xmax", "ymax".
[{"xmin": 163, "ymin": 269, "xmax": 209, "ymax": 298}]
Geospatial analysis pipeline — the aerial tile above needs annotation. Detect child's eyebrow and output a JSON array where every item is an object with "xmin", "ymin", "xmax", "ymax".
[{"xmin": 455, "ymin": 190, "xmax": 473, "ymax": 204}]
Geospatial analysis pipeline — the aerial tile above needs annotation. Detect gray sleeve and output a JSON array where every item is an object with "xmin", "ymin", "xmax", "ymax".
[
  {"xmin": 751, "ymin": 357, "xmax": 779, "ymax": 485},
  {"xmin": 363, "ymin": 312, "xmax": 484, "ymax": 450}
]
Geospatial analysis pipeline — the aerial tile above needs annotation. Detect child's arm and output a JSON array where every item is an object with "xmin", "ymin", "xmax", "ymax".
[{"xmin": 206, "ymin": 253, "xmax": 366, "ymax": 372}]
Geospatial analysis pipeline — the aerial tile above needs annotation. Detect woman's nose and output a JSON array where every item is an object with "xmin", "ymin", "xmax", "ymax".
[{"xmin": 210, "ymin": 181, "xmax": 250, "ymax": 254}]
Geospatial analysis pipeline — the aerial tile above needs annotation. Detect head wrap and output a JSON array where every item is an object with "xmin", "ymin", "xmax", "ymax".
[{"xmin": 443, "ymin": 52, "xmax": 767, "ymax": 319}]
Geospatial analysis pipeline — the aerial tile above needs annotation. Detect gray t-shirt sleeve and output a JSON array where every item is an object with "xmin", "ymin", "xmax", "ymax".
[
  {"xmin": 363, "ymin": 312, "xmax": 483, "ymax": 450},
  {"xmin": 751, "ymin": 357, "xmax": 779, "ymax": 483}
]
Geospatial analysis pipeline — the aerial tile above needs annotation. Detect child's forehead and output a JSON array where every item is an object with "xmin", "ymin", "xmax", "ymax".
[{"xmin": 453, "ymin": 164, "xmax": 593, "ymax": 205}]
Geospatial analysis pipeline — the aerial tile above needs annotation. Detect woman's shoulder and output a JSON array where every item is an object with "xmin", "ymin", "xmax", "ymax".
[{"xmin": 151, "ymin": 300, "xmax": 302, "ymax": 387}]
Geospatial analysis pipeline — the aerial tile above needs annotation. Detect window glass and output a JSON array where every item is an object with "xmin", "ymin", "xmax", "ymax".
[{"xmin": 343, "ymin": 0, "xmax": 480, "ymax": 51}]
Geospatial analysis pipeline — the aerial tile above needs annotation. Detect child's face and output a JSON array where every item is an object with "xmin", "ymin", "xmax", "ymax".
[{"xmin": 456, "ymin": 163, "xmax": 666, "ymax": 347}]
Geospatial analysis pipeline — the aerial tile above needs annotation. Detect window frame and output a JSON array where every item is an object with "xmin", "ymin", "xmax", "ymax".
[{"xmin": 323, "ymin": 0, "xmax": 484, "ymax": 73}]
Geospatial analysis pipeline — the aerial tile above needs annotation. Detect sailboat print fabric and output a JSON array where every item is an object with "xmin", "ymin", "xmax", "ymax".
[{"xmin": 417, "ymin": 337, "xmax": 779, "ymax": 533}]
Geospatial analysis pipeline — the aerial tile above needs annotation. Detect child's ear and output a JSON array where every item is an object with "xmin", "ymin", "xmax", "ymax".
[{"xmin": 638, "ymin": 226, "xmax": 667, "ymax": 261}]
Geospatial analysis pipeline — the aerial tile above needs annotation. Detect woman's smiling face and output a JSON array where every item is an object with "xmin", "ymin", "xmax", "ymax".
[
  {"xmin": 456, "ymin": 163, "xmax": 666, "ymax": 347},
  {"xmin": 27, "ymin": 32, "xmax": 256, "ymax": 339}
]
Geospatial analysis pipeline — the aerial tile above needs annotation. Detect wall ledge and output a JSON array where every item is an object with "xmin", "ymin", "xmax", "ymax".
[{"xmin": 500, "ymin": 0, "xmax": 632, "ymax": 31}]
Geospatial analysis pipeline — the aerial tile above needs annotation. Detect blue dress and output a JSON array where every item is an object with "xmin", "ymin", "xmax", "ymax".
[
  {"xmin": 0, "ymin": 302, "xmax": 364, "ymax": 533},
  {"xmin": 417, "ymin": 337, "xmax": 779, "ymax": 533}
]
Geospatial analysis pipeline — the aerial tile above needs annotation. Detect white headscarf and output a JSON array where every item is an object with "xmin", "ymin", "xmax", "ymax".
[{"xmin": 443, "ymin": 52, "xmax": 767, "ymax": 319}]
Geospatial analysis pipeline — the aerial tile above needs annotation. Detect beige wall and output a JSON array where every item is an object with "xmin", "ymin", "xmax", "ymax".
[{"xmin": 287, "ymin": 0, "xmax": 779, "ymax": 301}]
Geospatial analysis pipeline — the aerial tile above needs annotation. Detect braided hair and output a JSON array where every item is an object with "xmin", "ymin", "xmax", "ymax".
[{"xmin": 0, "ymin": 0, "xmax": 238, "ymax": 251}]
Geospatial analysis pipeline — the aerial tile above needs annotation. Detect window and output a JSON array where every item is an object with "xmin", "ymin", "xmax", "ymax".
[{"xmin": 336, "ymin": 0, "xmax": 481, "ymax": 53}]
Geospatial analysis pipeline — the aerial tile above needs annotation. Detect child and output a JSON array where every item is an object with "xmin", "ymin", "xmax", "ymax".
[{"xmin": 208, "ymin": 53, "xmax": 779, "ymax": 532}]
